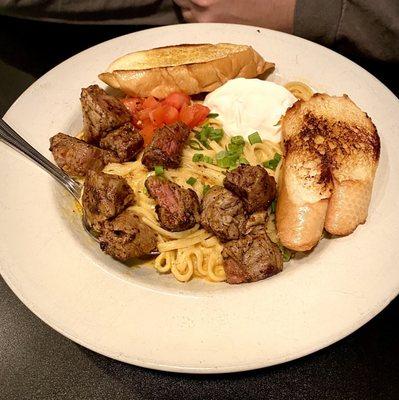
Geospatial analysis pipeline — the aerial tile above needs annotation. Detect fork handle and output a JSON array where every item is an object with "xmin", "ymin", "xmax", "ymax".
[{"xmin": 0, "ymin": 118, "xmax": 81, "ymax": 200}]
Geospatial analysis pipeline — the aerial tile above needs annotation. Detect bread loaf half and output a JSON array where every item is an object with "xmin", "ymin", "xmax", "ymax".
[
  {"xmin": 277, "ymin": 94, "xmax": 380, "ymax": 251},
  {"xmin": 99, "ymin": 43, "xmax": 274, "ymax": 99}
]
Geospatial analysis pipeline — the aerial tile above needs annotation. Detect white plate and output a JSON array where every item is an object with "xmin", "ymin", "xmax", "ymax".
[{"xmin": 1, "ymin": 23, "xmax": 398, "ymax": 373}]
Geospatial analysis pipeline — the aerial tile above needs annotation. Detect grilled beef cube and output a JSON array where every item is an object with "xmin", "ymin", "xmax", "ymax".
[
  {"xmin": 100, "ymin": 122, "xmax": 144, "ymax": 162},
  {"xmin": 82, "ymin": 171, "xmax": 135, "ymax": 231},
  {"xmin": 222, "ymin": 226, "xmax": 283, "ymax": 284},
  {"xmin": 49, "ymin": 133, "xmax": 118, "ymax": 178},
  {"xmin": 223, "ymin": 165, "xmax": 276, "ymax": 213},
  {"xmin": 141, "ymin": 122, "xmax": 190, "ymax": 170},
  {"xmin": 99, "ymin": 210, "xmax": 157, "ymax": 261},
  {"xmin": 99, "ymin": 123, "xmax": 144, "ymax": 162},
  {"xmin": 80, "ymin": 85, "xmax": 130, "ymax": 143},
  {"xmin": 200, "ymin": 186, "xmax": 246, "ymax": 242},
  {"xmin": 145, "ymin": 175, "xmax": 200, "ymax": 232}
]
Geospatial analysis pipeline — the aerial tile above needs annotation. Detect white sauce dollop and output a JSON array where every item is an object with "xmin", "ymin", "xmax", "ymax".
[{"xmin": 204, "ymin": 78, "xmax": 297, "ymax": 143}]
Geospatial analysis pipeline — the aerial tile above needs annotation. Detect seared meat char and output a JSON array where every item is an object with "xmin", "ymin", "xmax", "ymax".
[
  {"xmin": 224, "ymin": 165, "xmax": 276, "ymax": 213},
  {"xmin": 49, "ymin": 133, "xmax": 118, "ymax": 178},
  {"xmin": 99, "ymin": 210, "xmax": 158, "ymax": 261},
  {"xmin": 100, "ymin": 123, "xmax": 144, "ymax": 162},
  {"xmin": 82, "ymin": 171, "xmax": 135, "ymax": 231},
  {"xmin": 80, "ymin": 85, "xmax": 130, "ymax": 144},
  {"xmin": 222, "ymin": 226, "xmax": 283, "ymax": 284},
  {"xmin": 200, "ymin": 186, "xmax": 246, "ymax": 242},
  {"xmin": 145, "ymin": 175, "xmax": 200, "ymax": 232},
  {"xmin": 142, "ymin": 122, "xmax": 190, "ymax": 170}
]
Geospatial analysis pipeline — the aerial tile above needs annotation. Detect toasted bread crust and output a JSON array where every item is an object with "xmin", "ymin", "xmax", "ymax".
[
  {"xmin": 277, "ymin": 93, "xmax": 380, "ymax": 250},
  {"xmin": 99, "ymin": 43, "xmax": 274, "ymax": 98}
]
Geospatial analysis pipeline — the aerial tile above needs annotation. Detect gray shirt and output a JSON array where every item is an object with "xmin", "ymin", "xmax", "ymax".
[{"xmin": 1, "ymin": 0, "xmax": 398, "ymax": 63}]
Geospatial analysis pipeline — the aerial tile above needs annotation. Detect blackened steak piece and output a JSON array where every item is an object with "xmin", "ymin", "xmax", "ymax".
[
  {"xmin": 223, "ymin": 165, "xmax": 276, "ymax": 213},
  {"xmin": 222, "ymin": 226, "xmax": 283, "ymax": 284},
  {"xmin": 49, "ymin": 133, "xmax": 118, "ymax": 178},
  {"xmin": 141, "ymin": 122, "xmax": 190, "ymax": 170},
  {"xmin": 99, "ymin": 210, "xmax": 157, "ymax": 261},
  {"xmin": 145, "ymin": 175, "xmax": 200, "ymax": 232},
  {"xmin": 80, "ymin": 85, "xmax": 130, "ymax": 143},
  {"xmin": 100, "ymin": 123, "xmax": 144, "ymax": 162},
  {"xmin": 82, "ymin": 170, "xmax": 135, "ymax": 231},
  {"xmin": 200, "ymin": 186, "xmax": 246, "ymax": 242}
]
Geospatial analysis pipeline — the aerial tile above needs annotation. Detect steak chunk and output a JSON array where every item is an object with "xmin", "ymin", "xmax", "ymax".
[
  {"xmin": 141, "ymin": 122, "xmax": 190, "ymax": 170},
  {"xmin": 82, "ymin": 170, "xmax": 135, "ymax": 231},
  {"xmin": 222, "ymin": 226, "xmax": 283, "ymax": 284},
  {"xmin": 100, "ymin": 123, "xmax": 144, "ymax": 162},
  {"xmin": 223, "ymin": 165, "xmax": 276, "ymax": 213},
  {"xmin": 80, "ymin": 85, "xmax": 130, "ymax": 143},
  {"xmin": 99, "ymin": 210, "xmax": 157, "ymax": 261},
  {"xmin": 49, "ymin": 133, "xmax": 118, "ymax": 178},
  {"xmin": 145, "ymin": 175, "xmax": 200, "ymax": 232},
  {"xmin": 200, "ymin": 186, "xmax": 246, "ymax": 242}
]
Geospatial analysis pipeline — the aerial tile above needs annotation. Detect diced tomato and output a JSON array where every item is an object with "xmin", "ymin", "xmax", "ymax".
[
  {"xmin": 164, "ymin": 92, "xmax": 190, "ymax": 110},
  {"xmin": 137, "ymin": 107, "xmax": 151, "ymax": 122},
  {"xmin": 179, "ymin": 104, "xmax": 196, "ymax": 127},
  {"xmin": 121, "ymin": 97, "xmax": 143, "ymax": 115},
  {"xmin": 179, "ymin": 104, "xmax": 210, "ymax": 128},
  {"xmin": 162, "ymin": 105, "xmax": 179, "ymax": 124},
  {"xmin": 142, "ymin": 96, "xmax": 159, "ymax": 109},
  {"xmin": 190, "ymin": 104, "xmax": 210, "ymax": 127},
  {"xmin": 149, "ymin": 106, "xmax": 165, "ymax": 127},
  {"xmin": 140, "ymin": 123, "xmax": 155, "ymax": 147}
]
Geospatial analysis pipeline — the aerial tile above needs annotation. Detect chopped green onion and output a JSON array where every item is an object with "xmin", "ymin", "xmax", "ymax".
[
  {"xmin": 231, "ymin": 135, "xmax": 245, "ymax": 145},
  {"xmin": 227, "ymin": 142, "xmax": 244, "ymax": 154},
  {"xmin": 208, "ymin": 113, "xmax": 219, "ymax": 118},
  {"xmin": 270, "ymin": 199, "xmax": 276, "ymax": 213},
  {"xmin": 238, "ymin": 156, "xmax": 249, "ymax": 165},
  {"xmin": 154, "ymin": 165, "xmax": 164, "ymax": 176},
  {"xmin": 186, "ymin": 177, "xmax": 197, "ymax": 186},
  {"xmin": 192, "ymin": 153, "xmax": 204, "ymax": 162},
  {"xmin": 248, "ymin": 131, "xmax": 262, "ymax": 145},
  {"xmin": 203, "ymin": 155, "xmax": 214, "ymax": 164},
  {"xmin": 208, "ymin": 128, "xmax": 224, "ymax": 142},
  {"xmin": 282, "ymin": 247, "xmax": 292, "ymax": 262},
  {"xmin": 195, "ymin": 130, "xmax": 211, "ymax": 149},
  {"xmin": 216, "ymin": 152, "xmax": 239, "ymax": 168},
  {"xmin": 263, "ymin": 153, "xmax": 282, "ymax": 171},
  {"xmin": 196, "ymin": 124, "xmax": 224, "ymax": 146},
  {"xmin": 202, "ymin": 184, "xmax": 211, "ymax": 195},
  {"xmin": 189, "ymin": 140, "xmax": 203, "ymax": 151}
]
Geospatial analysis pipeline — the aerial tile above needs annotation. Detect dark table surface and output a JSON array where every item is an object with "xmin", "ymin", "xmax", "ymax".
[{"xmin": 1, "ymin": 15, "xmax": 398, "ymax": 400}]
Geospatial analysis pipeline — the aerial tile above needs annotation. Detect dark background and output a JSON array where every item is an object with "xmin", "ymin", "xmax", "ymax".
[{"xmin": 0, "ymin": 15, "xmax": 398, "ymax": 400}]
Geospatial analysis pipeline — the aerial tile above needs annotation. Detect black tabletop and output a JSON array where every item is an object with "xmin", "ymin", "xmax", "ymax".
[{"xmin": 1, "ymin": 15, "xmax": 398, "ymax": 400}]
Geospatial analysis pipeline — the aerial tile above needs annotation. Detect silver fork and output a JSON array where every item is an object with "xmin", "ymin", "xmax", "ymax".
[{"xmin": 0, "ymin": 118, "xmax": 97, "ymax": 240}]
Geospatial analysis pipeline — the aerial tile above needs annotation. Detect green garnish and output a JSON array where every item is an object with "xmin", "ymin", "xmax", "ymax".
[
  {"xmin": 189, "ymin": 140, "xmax": 203, "ymax": 151},
  {"xmin": 192, "ymin": 153, "xmax": 204, "ymax": 162},
  {"xmin": 208, "ymin": 128, "xmax": 224, "ymax": 142},
  {"xmin": 230, "ymin": 135, "xmax": 245, "ymax": 145},
  {"xmin": 216, "ymin": 136, "xmax": 246, "ymax": 169},
  {"xmin": 195, "ymin": 124, "xmax": 224, "ymax": 147},
  {"xmin": 208, "ymin": 113, "xmax": 219, "ymax": 118},
  {"xmin": 154, "ymin": 165, "xmax": 164, "ymax": 176},
  {"xmin": 202, "ymin": 184, "xmax": 211, "ymax": 195},
  {"xmin": 282, "ymin": 247, "xmax": 292, "ymax": 262},
  {"xmin": 203, "ymin": 155, "xmax": 214, "ymax": 164},
  {"xmin": 270, "ymin": 199, "xmax": 276, "ymax": 213},
  {"xmin": 248, "ymin": 131, "xmax": 262, "ymax": 145},
  {"xmin": 238, "ymin": 156, "xmax": 249, "ymax": 165},
  {"xmin": 186, "ymin": 177, "xmax": 197, "ymax": 186},
  {"xmin": 263, "ymin": 153, "xmax": 282, "ymax": 171}
]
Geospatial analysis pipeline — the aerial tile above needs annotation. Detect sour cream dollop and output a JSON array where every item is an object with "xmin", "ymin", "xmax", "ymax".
[{"xmin": 203, "ymin": 78, "xmax": 297, "ymax": 143}]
